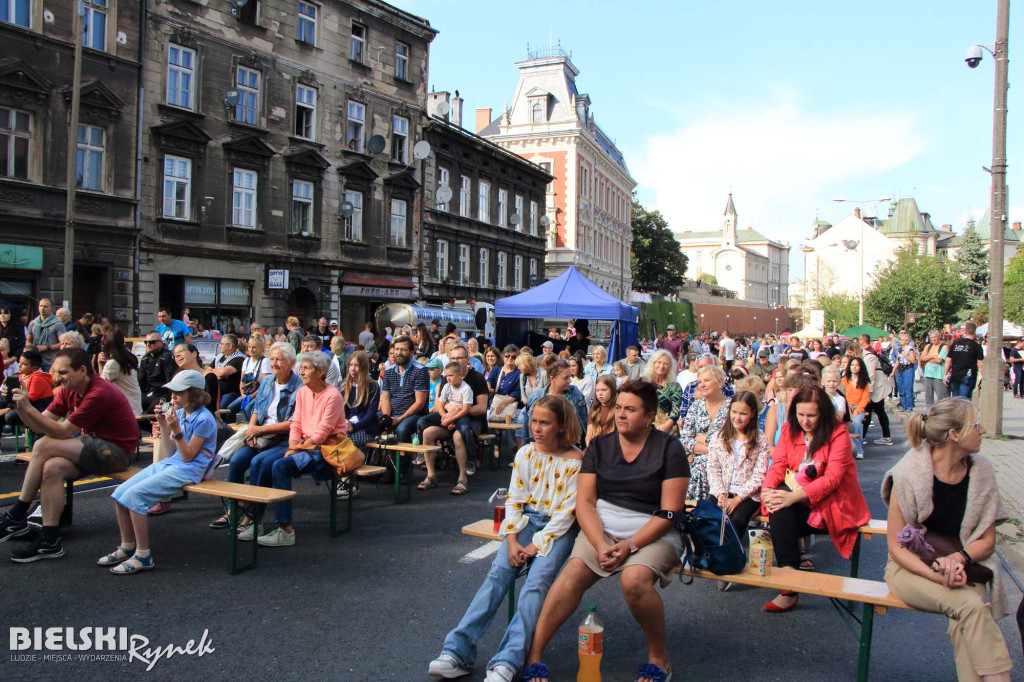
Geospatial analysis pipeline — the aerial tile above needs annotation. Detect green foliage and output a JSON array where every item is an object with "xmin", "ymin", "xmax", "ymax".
[
  {"xmin": 631, "ymin": 200, "xmax": 687, "ymax": 295},
  {"xmin": 820, "ymin": 293, "xmax": 860, "ymax": 334},
  {"xmin": 1005, "ymin": 250, "xmax": 1024, "ymax": 325},
  {"xmin": 697, "ymin": 273, "xmax": 718, "ymax": 285},
  {"xmin": 864, "ymin": 249, "xmax": 967, "ymax": 339},
  {"xmin": 639, "ymin": 298, "xmax": 696, "ymax": 336},
  {"xmin": 956, "ymin": 221, "xmax": 989, "ymax": 309}
]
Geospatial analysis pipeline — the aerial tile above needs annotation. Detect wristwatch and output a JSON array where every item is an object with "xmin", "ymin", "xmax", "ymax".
[
  {"xmin": 626, "ymin": 538, "xmax": 640, "ymax": 554},
  {"xmin": 172, "ymin": 431, "xmax": 185, "ymax": 441}
]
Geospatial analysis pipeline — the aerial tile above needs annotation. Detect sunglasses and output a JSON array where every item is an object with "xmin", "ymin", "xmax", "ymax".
[
  {"xmin": 145, "ymin": 340, "xmax": 161, "ymax": 345},
  {"xmin": 504, "ymin": 353, "xmax": 515, "ymax": 358}
]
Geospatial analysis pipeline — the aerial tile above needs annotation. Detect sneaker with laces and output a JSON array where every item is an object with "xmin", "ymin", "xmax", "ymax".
[
  {"xmin": 466, "ymin": 461, "xmax": 476, "ymax": 477},
  {"xmin": 26, "ymin": 505, "xmax": 43, "ymax": 529},
  {"xmin": 336, "ymin": 484, "xmax": 359, "ymax": 499},
  {"xmin": 484, "ymin": 664, "xmax": 515, "ymax": 682},
  {"xmin": 237, "ymin": 523, "xmax": 262, "ymax": 542},
  {"xmin": 873, "ymin": 437, "xmax": 893, "ymax": 446},
  {"xmin": 10, "ymin": 535, "xmax": 64, "ymax": 563},
  {"xmin": 0, "ymin": 511, "xmax": 29, "ymax": 542},
  {"xmin": 256, "ymin": 527, "xmax": 295, "ymax": 547},
  {"xmin": 427, "ymin": 653, "xmax": 470, "ymax": 679}
]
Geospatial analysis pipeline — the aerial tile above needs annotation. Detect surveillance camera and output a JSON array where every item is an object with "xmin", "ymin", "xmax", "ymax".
[{"xmin": 965, "ymin": 45, "xmax": 983, "ymax": 68}]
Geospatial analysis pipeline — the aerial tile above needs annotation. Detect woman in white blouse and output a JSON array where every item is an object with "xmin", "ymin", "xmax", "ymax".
[{"xmin": 98, "ymin": 328, "xmax": 142, "ymax": 415}]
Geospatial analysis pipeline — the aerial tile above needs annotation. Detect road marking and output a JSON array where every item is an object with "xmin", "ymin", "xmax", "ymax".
[
  {"xmin": 459, "ymin": 541, "xmax": 500, "ymax": 564},
  {"xmin": 0, "ymin": 477, "xmax": 112, "ymax": 500}
]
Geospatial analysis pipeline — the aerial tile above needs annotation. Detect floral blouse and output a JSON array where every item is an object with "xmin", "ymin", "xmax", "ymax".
[
  {"xmin": 680, "ymin": 397, "xmax": 731, "ymax": 456},
  {"xmin": 655, "ymin": 380, "xmax": 684, "ymax": 422},
  {"xmin": 501, "ymin": 443, "xmax": 582, "ymax": 556}
]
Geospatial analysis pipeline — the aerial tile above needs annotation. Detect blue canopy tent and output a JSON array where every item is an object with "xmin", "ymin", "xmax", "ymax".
[{"xmin": 494, "ymin": 266, "xmax": 639, "ymax": 362}]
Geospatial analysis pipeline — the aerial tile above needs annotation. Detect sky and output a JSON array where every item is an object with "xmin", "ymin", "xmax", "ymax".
[{"xmin": 397, "ymin": 0, "xmax": 1020, "ymax": 280}]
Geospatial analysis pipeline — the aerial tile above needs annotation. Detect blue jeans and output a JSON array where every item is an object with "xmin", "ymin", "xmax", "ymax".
[
  {"xmin": 895, "ymin": 368, "xmax": 915, "ymax": 411},
  {"xmin": 243, "ymin": 443, "xmax": 290, "ymax": 522},
  {"xmin": 271, "ymin": 453, "xmax": 318, "ymax": 525},
  {"xmin": 850, "ymin": 412, "xmax": 865, "ymax": 456},
  {"xmin": 953, "ymin": 374, "xmax": 975, "ymax": 399},
  {"xmin": 441, "ymin": 509, "xmax": 579, "ymax": 675},
  {"xmin": 394, "ymin": 411, "xmax": 425, "ymax": 443}
]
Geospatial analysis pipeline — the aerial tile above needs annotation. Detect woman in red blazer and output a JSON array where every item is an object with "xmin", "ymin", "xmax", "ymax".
[{"xmin": 761, "ymin": 385, "xmax": 870, "ymax": 612}]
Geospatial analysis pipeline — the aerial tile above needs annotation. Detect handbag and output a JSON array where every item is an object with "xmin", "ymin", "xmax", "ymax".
[
  {"xmin": 925, "ymin": 531, "xmax": 995, "ymax": 585},
  {"xmin": 217, "ymin": 425, "xmax": 248, "ymax": 461},
  {"xmin": 656, "ymin": 499, "xmax": 746, "ymax": 581},
  {"xmin": 654, "ymin": 410, "xmax": 679, "ymax": 436},
  {"xmin": 319, "ymin": 435, "xmax": 366, "ymax": 476}
]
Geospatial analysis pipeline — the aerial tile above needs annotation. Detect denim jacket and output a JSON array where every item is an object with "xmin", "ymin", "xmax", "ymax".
[{"xmin": 252, "ymin": 372, "xmax": 302, "ymax": 424}]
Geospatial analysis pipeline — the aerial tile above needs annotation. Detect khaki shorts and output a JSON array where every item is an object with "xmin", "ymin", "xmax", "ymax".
[
  {"xmin": 570, "ymin": 530, "xmax": 681, "ymax": 588},
  {"xmin": 77, "ymin": 437, "xmax": 132, "ymax": 475}
]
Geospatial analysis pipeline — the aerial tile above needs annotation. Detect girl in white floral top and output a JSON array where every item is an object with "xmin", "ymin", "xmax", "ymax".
[{"xmin": 428, "ymin": 395, "xmax": 583, "ymax": 682}]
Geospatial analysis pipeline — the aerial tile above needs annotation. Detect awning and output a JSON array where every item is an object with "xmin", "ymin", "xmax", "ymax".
[{"xmin": 340, "ymin": 272, "xmax": 414, "ymax": 288}]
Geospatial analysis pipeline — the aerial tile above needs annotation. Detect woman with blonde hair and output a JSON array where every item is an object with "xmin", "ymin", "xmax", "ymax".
[
  {"xmin": 881, "ymin": 398, "xmax": 1011, "ymax": 681},
  {"xmin": 585, "ymin": 375, "xmax": 617, "ymax": 445},
  {"xmin": 643, "ymin": 349, "xmax": 682, "ymax": 436},
  {"xmin": 517, "ymin": 352, "xmax": 548, "ymax": 402},
  {"xmin": 681, "ymin": 364, "xmax": 730, "ymax": 500}
]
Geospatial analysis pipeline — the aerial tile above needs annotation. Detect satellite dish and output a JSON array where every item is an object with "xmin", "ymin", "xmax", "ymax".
[
  {"xmin": 436, "ymin": 185, "xmax": 453, "ymax": 204},
  {"xmin": 539, "ymin": 215, "xmax": 550, "ymax": 227},
  {"xmin": 413, "ymin": 140, "xmax": 431, "ymax": 161},
  {"xmin": 367, "ymin": 134, "xmax": 387, "ymax": 155},
  {"xmin": 229, "ymin": 0, "xmax": 248, "ymax": 7},
  {"xmin": 436, "ymin": 101, "xmax": 450, "ymax": 117},
  {"xmin": 509, "ymin": 213, "xmax": 521, "ymax": 226},
  {"xmin": 338, "ymin": 201, "xmax": 354, "ymax": 218},
  {"xmin": 223, "ymin": 89, "xmax": 240, "ymax": 110}
]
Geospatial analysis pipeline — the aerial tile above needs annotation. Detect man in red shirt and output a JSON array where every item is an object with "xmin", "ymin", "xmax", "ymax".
[{"xmin": 0, "ymin": 348, "xmax": 138, "ymax": 562}]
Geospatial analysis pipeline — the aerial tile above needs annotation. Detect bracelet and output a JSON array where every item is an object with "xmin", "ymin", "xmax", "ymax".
[{"xmin": 959, "ymin": 549, "xmax": 973, "ymax": 564}]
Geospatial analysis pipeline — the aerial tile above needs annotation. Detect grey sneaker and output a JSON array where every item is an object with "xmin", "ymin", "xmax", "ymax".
[
  {"xmin": 873, "ymin": 437, "xmax": 893, "ymax": 446},
  {"xmin": 237, "ymin": 523, "xmax": 262, "ymax": 542},
  {"xmin": 0, "ymin": 511, "xmax": 29, "ymax": 542},
  {"xmin": 256, "ymin": 527, "xmax": 295, "ymax": 547},
  {"xmin": 427, "ymin": 653, "xmax": 470, "ymax": 679}
]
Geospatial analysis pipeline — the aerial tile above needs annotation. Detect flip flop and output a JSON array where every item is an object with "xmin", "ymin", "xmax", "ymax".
[
  {"xmin": 450, "ymin": 480, "xmax": 469, "ymax": 496},
  {"xmin": 799, "ymin": 554, "xmax": 815, "ymax": 571},
  {"xmin": 636, "ymin": 662, "xmax": 672, "ymax": 682},
  {"xmin": 521, "ymin": 662, "xmax": 548, "ymax": 682},
  {"xmin": 209, "ymin": 516, "xmax": 230, "ymax": 529},
  {"xmin": 417, "ymin": 476, "xmax": 437, "ymax": 491}
]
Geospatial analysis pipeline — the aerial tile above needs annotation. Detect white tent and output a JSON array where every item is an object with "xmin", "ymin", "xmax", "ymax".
[
  {"xmin": 977, "ymin": 320, "xmax": 1024, "ymax": 338},
  {"xmin": 790, "ymin": 325, "xmax": 824, "ymax": 340}
]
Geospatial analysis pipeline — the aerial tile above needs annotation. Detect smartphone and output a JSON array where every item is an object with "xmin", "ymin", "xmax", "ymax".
[{"xmin": 5, "ymin": 375, "xmax": 20, "ymax": 395}]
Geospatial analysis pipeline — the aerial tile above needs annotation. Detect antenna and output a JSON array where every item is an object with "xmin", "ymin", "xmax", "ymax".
[
  {"xmin": 366, "ymin": 134, "xmax": 386, "ymax": 155},
  {"xmin": 413, "ymin": 140, "xmax": 431, "ymax": 161}
]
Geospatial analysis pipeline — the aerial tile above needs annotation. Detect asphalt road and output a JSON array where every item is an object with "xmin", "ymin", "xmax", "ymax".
[{"xmin": 1, "ymin": 420, "xmax": 1022, "ymax": 682}]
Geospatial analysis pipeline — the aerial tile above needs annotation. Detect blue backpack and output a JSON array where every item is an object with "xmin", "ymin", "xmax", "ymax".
[{"xmin": 659, "ymin": 499, "xmax": 747, "ymax": 581}]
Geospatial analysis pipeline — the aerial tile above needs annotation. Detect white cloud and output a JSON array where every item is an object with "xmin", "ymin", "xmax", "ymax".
[{"xmin": 631, "ymin": 96, "xmax": 927, "ymax": 246}]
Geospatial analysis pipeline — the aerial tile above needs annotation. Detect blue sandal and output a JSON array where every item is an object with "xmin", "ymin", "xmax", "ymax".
[
  {"xmin": 637, "ymin": 663, "xmax": 672, "ymax": 682},
  {"xmin": 522, "ymin": 662, "xmax": 548, "ymax": 681}
]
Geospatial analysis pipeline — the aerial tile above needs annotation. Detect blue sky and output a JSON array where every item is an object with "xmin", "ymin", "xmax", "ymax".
[{"xmin": 399, "ymin": 0, "xmax": 1019, "ymax": 279}]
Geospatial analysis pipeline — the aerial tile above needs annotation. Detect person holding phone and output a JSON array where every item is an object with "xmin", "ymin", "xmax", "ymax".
[{"xmin": 0, "ymin": 350, "xmax": 53, "ymax": 428}]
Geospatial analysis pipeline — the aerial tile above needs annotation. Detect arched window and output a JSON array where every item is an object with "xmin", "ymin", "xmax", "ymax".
[{"xmin": 532, "ymin": 101, "xmax": 543, "ymax": 123}]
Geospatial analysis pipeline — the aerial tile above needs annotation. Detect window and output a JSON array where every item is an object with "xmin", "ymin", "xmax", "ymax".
[
  {"xmin": 297, "ymin": 2, "xmax": 317, "ymax": 45},
  {"xmin": 391, "ymin": 115, "xmax": 408, "ymax": 163},
  {"xmin": 236, "ymin": 0, "xmax": 259, "ymax": 24},
  {"xmin": 162, "ymin": 156, "xmax": 191, "ymax": 220},
  {"xmin": 75, "ymin": 124, "xmax": 105, "ymax": 191},
  {"xmin": 513, "ymin": 255, "xmax": 523, "ymax": 290},
  {"xmin": 497, "ymin": 188, "xmax": 507, "ymax": 227},
  {"xmin": 435, "ymin": 239, "xmax": 447, "ymax": 281},
  {"xmin": 350, "ymin": 23, "xmax": 365, "ymax": 63},
  {"xmin": 291, "ymin": 180, "xmax": 314, "ymax": 234},
  {"xmin": 0, "ymin": 107, "xmax": 30, "ymax": 180},
  {"xmin": 343, "ymin": 190, "xmax": 363, "ymax": 241},
  {"xmin": 389, "ymin": 198, "xmax": 406, "ymax": 247},
  {"xmin": 437, "ymin": 167, "xmax": 449, "ymax": 211},
  {"xmin": 529, "ymin": 200, "xmax": 538, "ymax": 236},
  {"xmin": 497, "ymin": 252, "xmax": 507, "ymax": 289},
  {"xmin": 0, "ymin": 0, "xmax": 30, "ymax": 27},
  {"xmin": 395, "ymin": 42, "xmax": 409, "ymax": 80},
  {"xmin": 235, "ymin": 66, "xmax": 260, "ymax": 125},
  {"xmin": 459, "ymin": 175, "xmax": 471, "ymax": 217},
  {"xmin": 458, "ymin": 244, "xmax": 470, "ymax": 285},
  {"xmin": 478, "ymin": 180, "xmax": 489, "ymax": 223},
  {"xmin": 231, "ymin": 168, "xmax": 257, "ymax": 228},
  {"xmin": 478, "ymin": 248, "xmax": 489, "ymax": 287},
  {"xmin": 295, "ymin": 85, "xmax": 316, "ymax": 140},
  {"xmin": 514, "ymin": 194, "xmax": 523, "ymax": 232},
  {"xmin": 166, "ymin": 44, "xmax": 196, "ymax": 110},
  {"xmin": 346, "ymin": 101, "xmax": 364, "ymax": 152},
  {"xmin": 531, "ymin": 101, "xmax": 542, "ymax": 123},
  {"xmin": 83, "ymin": 0, "xmax": 107, "ymax": 51},
  {"xmin": 538, "ymin": 161, "xmax": 552, "ymax": 191},
  {"xmin": 529, "ymin": 258, "xmax": 538, "ymax": 281}
]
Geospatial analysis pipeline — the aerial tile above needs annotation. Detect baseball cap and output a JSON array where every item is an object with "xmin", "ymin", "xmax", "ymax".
[
  {"xmin": 164, "ymin": 369, "xmax": 206, "ymax": 392},
  {"xmin": 329, "ymin": 319, "xmax": 338, "ymax": 327},
  {"xmin": 426, "ymin": 358, "xmax": 444, "ymax": 370},
  {"xmin": 666, "ymin": 324, "xmax": 676, "ymax": 331},
  {"xmin": 542, "ymin": 340, "xmax": 554, "ymax": 348},
  {"xmin": 758, "ymin": 348, "xmax": 771, "ymax": 357}
]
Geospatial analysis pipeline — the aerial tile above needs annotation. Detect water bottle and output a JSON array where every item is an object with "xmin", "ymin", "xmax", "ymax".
[
  {"xmin": 577, "ymin": 605, "xmax": 603, "ymax": 681},
  {"xmin": 489, "ymin": 487, "xmax": 508, "ymax": 534},
  {"xmin": 412, "ymin": 433, "xmax": 420, "ymax": 446}
]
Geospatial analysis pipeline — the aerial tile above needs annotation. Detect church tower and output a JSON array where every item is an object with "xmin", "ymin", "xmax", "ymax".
[{"xmin": 723, "ymin": 193, "xmax": 738, "ymax": 246}]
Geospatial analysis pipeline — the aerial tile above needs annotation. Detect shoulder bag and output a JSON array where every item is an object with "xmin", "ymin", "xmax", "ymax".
[
  {"xmin": 489, "ymin": 370, "xmax": 517, "ymax": 421},
  {"xmin": 656, "ymin": 499, "xmax": 746, "ymax": 582},
  {"xmin": 286, "ymin": 435, "xmax": 366, "ymax": 476}
]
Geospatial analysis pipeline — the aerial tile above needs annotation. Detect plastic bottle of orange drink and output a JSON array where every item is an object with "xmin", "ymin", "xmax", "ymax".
[{"xmin": 577, "ymin": 605, "xmax": 603, "ymax": 681}]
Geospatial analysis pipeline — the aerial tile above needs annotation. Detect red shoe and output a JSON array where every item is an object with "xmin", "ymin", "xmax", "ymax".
[
  {"xmin": 764, "ymin": 592, "xmax": 799, "ymax": 613},
  {"xmin": 147, "ymin": 501, "xmax": 172, "ymax": 516}
]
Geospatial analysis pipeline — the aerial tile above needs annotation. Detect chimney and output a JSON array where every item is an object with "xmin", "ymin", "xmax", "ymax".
[
  {"xmin": 475, "ymin": 108, "xmax": 492, "ymax": 134},
  {"xmin": 427, "ymin": 90, "xmax": 450, "ymax": 121},
  {"xmin": 450, "ymin": 90, "xmax": 464, "ymax": 128},
  {"xmin": 942, "ymin": 224, "xmax": 953, "ymax": 231},
  {"xmin": 1013, "ymin": 221, "xmax": 1022, "ymax": 232},
  {"xmin": 854, "ymin": 207, "xmax": 861, "ymax": 219}
]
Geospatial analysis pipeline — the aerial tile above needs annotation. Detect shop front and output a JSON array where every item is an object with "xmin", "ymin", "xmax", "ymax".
[
  {"xmin": 338, "ymin": 272, "xmax": 415, "ymax": 340},
  {"xmin": 0, "ymin": 244, "xmax": 44, "ymax": 320},
  {"xmin": 160, "ymin": 274, "xmax": 254, "ymax": 333}
]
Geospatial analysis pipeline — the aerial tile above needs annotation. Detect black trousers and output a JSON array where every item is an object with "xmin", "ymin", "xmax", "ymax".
[
  {"xmin": 861, "ymin": 398, "xmax": 890, "ymax": 438},
  {"xmin": 768, "ymin": 501, "xmax": 812, "ymax": 569},
  {"xmin": 724, "ymin": 495, "xmax": 761, "ymax": 548}
]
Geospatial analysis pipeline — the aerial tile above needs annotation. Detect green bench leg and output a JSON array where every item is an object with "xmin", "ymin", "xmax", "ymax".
[
  {"xmin": 850, "ymin": 534, "xmax": 862, "ymax": 579},
  {"xmin": 391, "ymin": 452, "xmax": 410, "ymax": 504},
  {"xmin": 857, "ymin": 603, "xmax": 875, "ymax": 682},
  {"xmin": 226, "ymin": 500, "xmax": 257, "ymax": 575},
  {"xmin": 329, "ymin": 477, "xmax": 353, "ymax": 537},
  {"xmin": 59, "ymin": 479, "xmax": 74, "ymax": 527}
]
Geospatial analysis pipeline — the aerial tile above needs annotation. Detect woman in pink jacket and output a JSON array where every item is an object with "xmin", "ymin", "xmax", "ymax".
[
  {"xmin": 257, "ymin": 351, "xmax": 348, "ymax": 548},
  {"xmin": 760, "ymin": 385, "xmax": 870, "ymax": 612}
]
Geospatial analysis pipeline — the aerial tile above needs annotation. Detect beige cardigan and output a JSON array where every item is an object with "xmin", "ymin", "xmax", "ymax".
[{"xmin": 881, "ymin": 447, "xmax": 1010, "ymax": 619}]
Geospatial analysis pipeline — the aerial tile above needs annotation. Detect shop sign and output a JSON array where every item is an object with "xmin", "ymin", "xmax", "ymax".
[
  {"xmin": 220, "ymin": 280, "xmax": 251, "ymax": 306},
  {"xmin": 184, "ymin": 278, "xmax": 217, "ymax": 305},
  {"xmin": 341, "ymin": 285, "xmax": 413, "ymax": 299},
  {"xmin": 268, "ymin": 269, "xmax": 289, "ymax": 290},
  {"xmin": 0, "ymin": 244, "xmax": 43, "ymax": 271}
]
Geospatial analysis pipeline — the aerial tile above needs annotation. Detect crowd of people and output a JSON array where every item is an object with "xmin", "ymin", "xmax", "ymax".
[{"xmin": 0, "ymin": 301, "xmax": 1015, "ymax": 681}]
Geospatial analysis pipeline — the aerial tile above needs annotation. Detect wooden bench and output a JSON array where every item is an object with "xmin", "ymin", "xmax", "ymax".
[
  {"xmin": 462, "ymin": 519, "xmax": 526, "ymax": 621},
  {"xmin": 678, "ymin": 565, "xmax": 909, "ymax": 681},
  {"xmin": 15, "ymin": 452, "xmax": 295, "ymax": 574},
  {"xmin": 486, "ymin": 419, "xmax": 520, "ymax": 466},
  {"xmin": 364, "ymin": 441, "xmax": 440, "ymax": 504}
]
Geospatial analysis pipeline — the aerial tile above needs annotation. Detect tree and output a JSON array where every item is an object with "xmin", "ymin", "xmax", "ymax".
[
  {"xmin": 1005, "ymin": 249, "xmax": 1024, "ymax": 325},
  {"xmin": 697, "ymin": 273, "xmax": 718, "ymax": 286},
  {"xmin": 820, "ymin": 293, "xmax": 860, "ymax": 334},
  {"xmin": 864, "ymin": 249, "xmax": 967, "ymax": 339},
  {"xmin": 956, "ymin": 219, "xmax": 989, "ymax": 309},
  {"xmin": 631, "ymin": 200, "xmax": 687, "ymax": 294}
]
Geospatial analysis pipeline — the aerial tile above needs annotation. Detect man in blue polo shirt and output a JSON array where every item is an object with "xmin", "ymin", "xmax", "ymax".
[
  {"xmin": 379, "ymin": 335, "xmax": 428, "ymax": 443},
  {"xmin": 155, "ymin": 308, "xmax": 192, "ymax": 348}
]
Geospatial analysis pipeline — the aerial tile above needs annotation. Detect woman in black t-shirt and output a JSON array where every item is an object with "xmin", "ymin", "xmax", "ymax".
[{"xmin": 523, "ymin": 380, "xmax": 688, "ymax": 682}]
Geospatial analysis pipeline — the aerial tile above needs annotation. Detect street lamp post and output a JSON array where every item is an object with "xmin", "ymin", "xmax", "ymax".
[
  {"xmin": 753, "ymin": 315, "xmax": 757, "ymax": 334},
  {"xmin": 775, "ymin": 317, "xmax": 779, "ymax": 334},
  {"xmin": 725, "ymin": 314, "xmax": 730, "ymax": 333},
  {"xmin": 833, "ymin": 195, "xmax": 891, "ymax": 325}
]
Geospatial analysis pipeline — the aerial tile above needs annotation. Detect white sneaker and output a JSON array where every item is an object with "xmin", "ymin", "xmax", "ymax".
[
  {"xmin": 855, "ymin": 453, "xmax": 864, "ymax": 460},
  {"xmin": 336, "ymin": 483, "xmax": 359, "ymax": 499},
  {"xmin": 466, "ymin": 461, "xmax": 477, "ymax": 477},
  {"xmin": 237, "ymin": 523, "xmax": 262, "ymax": 542},
  {"xmin": 27, "ymin": 505, "xmax": 43, "ymax": 529},
  {"xmin": 427, "ymin": 653, "xmax": 470, "ymax": 679},
  {"xmin": 484, "ymin": 664, "xmax": 515, "ymax": 682},
  {"xmin": 256, "ymin": 527, "xmax": 295, "ymax": 547}
]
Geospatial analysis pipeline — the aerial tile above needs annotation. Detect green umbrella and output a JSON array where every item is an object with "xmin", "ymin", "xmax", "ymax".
[{"xmin": 841, "ymin": 324, "xmax": 889, "ymax": 340}]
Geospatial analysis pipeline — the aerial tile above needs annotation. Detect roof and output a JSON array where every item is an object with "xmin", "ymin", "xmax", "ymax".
[
  {"xmin": 675, "ymin": 228, "xmax": 780, "ymax": 245},
  {"xmin": 967, "ymin": 210, "xmax": 1021, "ymax": 243},
  {"xmin": 724, "ymin": 193, "xmax": 737, "ymax": 217},
  {"xmin": 878, "ymin": 198, "xmax": 934, "ymax": 235},
  {"xmin": 593, "ymin": 123, "xmax": 628, "ymax": 173},
  {"xmin": 494, "ymin": 266, "xmax": 637, "ymax": 322}
]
